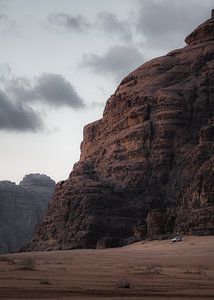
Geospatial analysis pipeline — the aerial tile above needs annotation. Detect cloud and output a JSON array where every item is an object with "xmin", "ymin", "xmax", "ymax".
[
  {"xmin": 0, "ymin": 68, "xmax": 85, "ymax": 132},
  {"xmin": 0, "ymin": 90, "xmax": 43, "ymax": 132},
  {"xmin": 0, "ymin": 14, "xmax": 9, "ymax": 32},
  {"xmin": 96, "ymin": 11, "xmax": 133, "ymax": 42},
  {"xmin": 47, "ymin": 13, "xmax": 90, "ymax": 32},
  {"xmin": 81, "ymin": 45, "xmax": 144, "ymax": 82},
  {"xmin": 6, "ymin": 73, "xmax": 85, "ymax": 109},
  {"xmin": 0, "ymin": 63, "xmax": 11, "ymax": 84},
  {"xmin": 47, "ymin": 11, "xmax": 133, "ymax": 42},
  {"xmin": 0, "ymin": 13, "xmax": 17, "ymax": 35},
  {"xmin": 136, "ymin": 0, "xmax": 213, "ymax": 50},
  {"xmin": 0, "ymin": 14, "xmax": 7, "ymax": 22},
  {"xmin": 33, "ymin": 73, "xmax": 85, "ymax": 108}
]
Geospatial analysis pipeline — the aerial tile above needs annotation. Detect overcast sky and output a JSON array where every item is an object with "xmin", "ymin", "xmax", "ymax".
[{"xmin": 0, "ymin": 0, "xmax": 213, "ymax": 183}]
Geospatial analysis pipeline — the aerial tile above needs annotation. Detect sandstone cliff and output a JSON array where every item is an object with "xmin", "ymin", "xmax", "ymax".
[
  {"xmin": 0, "ymin": 174, "xmax": 55, "ymax": 253},
  {"xmin": 29, "ymin": 12, "xmax": 214, "ymax": 250}
]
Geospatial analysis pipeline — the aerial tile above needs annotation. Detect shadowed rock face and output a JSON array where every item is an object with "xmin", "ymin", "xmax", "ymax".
[
  {"xmin": 29, "ymin": 13, "xmax": 214, "ymax": 251},
  {"xmin": 0, "ymin": 174, "xmax": 55, "ymax": 253}
]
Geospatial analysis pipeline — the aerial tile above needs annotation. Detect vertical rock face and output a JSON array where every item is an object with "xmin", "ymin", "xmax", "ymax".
[
  {"xmin": 0, "ymin": 174, "xmax": 55, "ymax": 253},
  {"xmin": 29, "ymin": 13, "xmax": 214, "ymax": 251}
]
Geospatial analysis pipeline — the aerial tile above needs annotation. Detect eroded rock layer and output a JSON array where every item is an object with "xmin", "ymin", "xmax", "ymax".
[{"xmin": 29, "ymin": 13, "xmax": 214, "ymax": 250}]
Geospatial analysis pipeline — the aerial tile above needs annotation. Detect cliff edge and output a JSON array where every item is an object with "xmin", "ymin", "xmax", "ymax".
[{"xmin": 29, "ymin": 12, "xmax": 214, "ymax": 250}]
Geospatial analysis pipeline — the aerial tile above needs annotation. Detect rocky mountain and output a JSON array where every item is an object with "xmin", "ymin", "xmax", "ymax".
[
  {"xmin": 0, "ymin": 174, "xmax": 55, "ymax": 253},
  {"xmin": 19, "ymin": 174, "xmax": 56, "ymax": 212},
  {"xmin": 29, "ymin": 12, "xmax": 214, "ymax": 251}
]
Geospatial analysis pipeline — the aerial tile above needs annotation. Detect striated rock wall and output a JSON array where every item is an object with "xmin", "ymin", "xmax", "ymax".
[
  {"xmin": 0, "ymin": 174, "xmax": 55, "ymax": 253},
  {"xmin": 29, "ymin": 12, "xmax": 214, "ymax": 251}
]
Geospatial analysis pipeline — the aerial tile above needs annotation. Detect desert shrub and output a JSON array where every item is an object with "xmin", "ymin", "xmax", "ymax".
[
  {"xmin": 141, "ymin": 264, "xmax": 162, "ymax": 275},
  {"xmin": 117, "ymin": 279, "xmax": 130, "ymax": 288},
  {"xmin": 18, "ymin": 257, "xmax": 36, "ymax": 270},
  {"xmin": 39, "ymin": 278, "xmax": 50, "ymax": 285},
  {"xmin": 123, "ymin": 237, "xmax": 138, "ymax": 246},
  {"xmin": 0, "ymin": 256, "xmax": 10, "ymax": 262},
  {"xmin": 184, "ymin": 265, "xmax": 208, "ymax": 275},
  {"xmin": 184, "ymin": 268, "xmax": 200, "ymax": 274},
  {"xmin": 0, "ymin": 256, "xmax": 15, "ymax": 264}
]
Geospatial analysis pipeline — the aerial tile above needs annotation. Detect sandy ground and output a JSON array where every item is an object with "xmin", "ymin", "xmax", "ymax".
[{"xmin": 0, "ymin": 236, "xmax": 213, "ymax": 300}]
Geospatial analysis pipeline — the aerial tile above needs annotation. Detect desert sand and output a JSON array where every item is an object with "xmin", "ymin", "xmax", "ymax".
[{"xmin": 0, "ymin": 236, "xmax": 213, "ymax": 299}]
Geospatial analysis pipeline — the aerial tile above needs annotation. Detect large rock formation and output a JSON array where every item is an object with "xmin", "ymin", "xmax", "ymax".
[
  {"xmin": 0, "ymin": 174, "xmax": 55, "ymax": 253},
  {"xmin": 29, "ymin": 12, "xmax": 214, "ymax": 251}
]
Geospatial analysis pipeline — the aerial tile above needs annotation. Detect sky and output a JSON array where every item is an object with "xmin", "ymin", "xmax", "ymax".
[{"xmin": 0, "ymin": 0, "xmax": 213, "ymax": 184}]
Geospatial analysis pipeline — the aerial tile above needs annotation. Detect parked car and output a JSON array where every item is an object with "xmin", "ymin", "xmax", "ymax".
[{"xmin": 171, "ymin": 236, "xmax": 182, "ymax": 242}]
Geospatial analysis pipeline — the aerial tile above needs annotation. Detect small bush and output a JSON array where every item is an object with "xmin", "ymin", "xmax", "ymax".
[
  {"xmin": 0, "ymin": 256, "xmax": 10, "ymax": 262},
  {"xmin": 18, "ymin": 257, "xmax": 36, "ymax": 270},
  {"xmin": 39, "ymin": 278, "xmax": 50, "ymax": 285},
  {"xmin": 184, "ymin": 266, "xmax": 207, "ymax": 275},
  {"xmin": 141, "ymin": 264, "xmax": 162, "ymax": 275},
  {"xmin": 0, "ymin": 256, "xmax": 15, "ymax": 264},
  {"xmin": 117, "ymin": 279, "xmax": 130, "ymax": 288}
]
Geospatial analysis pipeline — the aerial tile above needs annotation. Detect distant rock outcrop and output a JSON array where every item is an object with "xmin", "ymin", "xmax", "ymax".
[
  {"xmin": 29, "ymin": 12, "xmax": 214, "ymax": 251},
  {"xmin": 0, "ymin": 174, "xmax": 55, "ymax": 253}
]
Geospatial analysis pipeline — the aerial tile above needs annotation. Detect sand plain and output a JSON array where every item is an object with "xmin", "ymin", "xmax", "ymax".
[{"xmin": 0, "ymin": 236, "xmax": 213, "ymax": 299}]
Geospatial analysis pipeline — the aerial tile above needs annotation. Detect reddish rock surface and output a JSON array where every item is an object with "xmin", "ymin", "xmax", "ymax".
[{"xmin": 29, "ymin": 12, "xmax": 214, "ymax": 251}]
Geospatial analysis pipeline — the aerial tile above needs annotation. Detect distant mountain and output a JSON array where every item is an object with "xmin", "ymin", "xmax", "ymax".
[
  {"xmin": 28, "ymin": 11, "xmax": 214, "ymax": 251},
  {"xmin": 0, "ymin": 174, "xmax": 55, "ymax": 253}
]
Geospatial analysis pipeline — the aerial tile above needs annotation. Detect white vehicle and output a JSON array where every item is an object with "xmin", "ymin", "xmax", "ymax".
[{"xmin": 171, "ymin": 236, "xmax": 182, "ymax": 242}]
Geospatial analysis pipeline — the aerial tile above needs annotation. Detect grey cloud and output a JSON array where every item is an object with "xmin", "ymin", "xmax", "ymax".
[
  {"xmin": 0, "ymin": 14, "xmax": 9, "ymax": 32},
  {"xmin": 33, "ymin": 73, "xmax": 85, "ymax": 109},
  {"xmin": 0, "ymin": 63, "xmax": 11, "ymax": 83},
  {"xmin": 0, "ymin": 90, "xmax": 43, "ymax": 132},
  {"xmin": 0, "ymin": 13, "xmax": 17, "ymax": 34},
  {"xmin": 0, "ymin": 69, "xmax": 84, "ymax": 133},
  {"xmin": 81, "ymin": 45, "xmax": 144, "ymax": 82},
  {"xmin": 6, "ymin": 76, "xmax": 32, "ymax": 100},
  {"xmin": 0, "ymin": 14, "xmax": 7, "ymax": 22},
  {"xmin": 47, "ymin": 11, "xmax": 133, "ymax": 42},
  {"xmin": 48, "ymin": 13, "xmax": 90, "ymax": 32},
  {"xmin": 96, "ymin": 11, "xmax": 133, "ymax": 42},
  {"xmin": 136, "ymin": 0, "xmax": 213, "ymax": 50},
  {"xmin": 6, "ymin": 73, "xmax": 85, "ymax": 109}
]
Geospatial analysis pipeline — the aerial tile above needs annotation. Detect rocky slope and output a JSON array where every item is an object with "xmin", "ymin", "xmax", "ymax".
[
  {"xmin": 29, "ymin": 12, "xmax": 214, "ymax": 251},
  {"xmin": 0, "ymin": 174, "xmax": 55, "ymax": 253}
]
